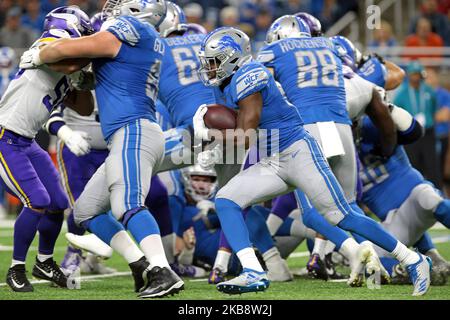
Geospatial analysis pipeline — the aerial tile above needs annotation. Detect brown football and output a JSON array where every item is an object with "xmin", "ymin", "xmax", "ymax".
[{"xmin": 204, "ymin": 104, "xmax": 237, "ymax": 130}]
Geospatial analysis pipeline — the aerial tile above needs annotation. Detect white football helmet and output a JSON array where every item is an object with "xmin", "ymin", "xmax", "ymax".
[
  {"xmin": 158, "ymin": 1, "xmax": 188, "ymax": 38},
  {"xmin": 198, "ymin": 27, "xmax": 252, "ymax": 86},
  {"xmin": 265, "ymin": 15, "xmax": 311, "ymax": 44},
  {"xmin": 181, "ymin": 165, "xmax": 217, "ymax": 202},
  {"xmin": 102, "ymin": 0, "xmax": 167, "ymax": 29}
]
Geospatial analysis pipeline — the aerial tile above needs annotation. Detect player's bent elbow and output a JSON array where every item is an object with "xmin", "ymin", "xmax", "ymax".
[{"xmin": 385, "ymin": 69, "xmax": 405, "ymax": 90}]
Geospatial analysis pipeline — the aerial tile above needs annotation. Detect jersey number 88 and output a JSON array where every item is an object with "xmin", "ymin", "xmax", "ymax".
[{"xmin": 295, "ymin": 49, "xmax": 339, "ymax": 88}]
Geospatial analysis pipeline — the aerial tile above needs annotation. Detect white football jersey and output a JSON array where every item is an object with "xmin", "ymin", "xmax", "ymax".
[
  {"xmin": 0, "ymin": 30, "xmax": 72, "ymax": 138},
  {"xmin": 344, "ymin": 73, "xmax": 376, "ymax": 121},
  {"xmin": 63, "ymin": 93, "xmax": 107, "ymax": 150}
]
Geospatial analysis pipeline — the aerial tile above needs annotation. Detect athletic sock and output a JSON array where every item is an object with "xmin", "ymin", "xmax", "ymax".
[
  {"xmin": 434, "ymin": 200, "xmax": 450, "ymax": 228},
  {"xmin": 266, "ymin": 213, "xmax": 283, "ymax": 236},
  {"xmin": 312, "ymin": 237, "xmax": 327, "ymax": 260},
  {"xmin": 215, "ymin": 198, "xmax": 252, "ymax": 252},
  {"xmin": 13, "ymin": 207, "xmax": 42, "ymax": 262},
  {"xmin": 236, "ymin": 247, "xmax": 264, "ymax": 272},
  {"xmin": 11, "ymin": 259, "xmax": 25, "ymax": 268},
  {"xmin": 391, "ymin": 241, "xmax": 420, "ymax": 266},
  {"xmin": 213, "ymin": 249, "xmax": 232, "ymax": 273},
  {"xmin": 84, "ymin": 212, "xmax": 125, "ymax": 245},
  {"xmin": 37, "ymin": 253, "xmax": 53, "ymax": 262},
  {"xmin": 126, "ymin": 210, "xmax": 169, "ymax": 268},
  {"xmin": 110, "ymin": 230, "xmax": 144, "ymax": 264},
  {"xmin": 325, "ymin": 240, "xmax": 336, "ymax": 255},
  {"xmin": 37, "ymin": 211, "xmax": 64, "ymax": 255},
  {"xmin": 139, "ymin": 234, "xmax": 170, "ymax": 268}
]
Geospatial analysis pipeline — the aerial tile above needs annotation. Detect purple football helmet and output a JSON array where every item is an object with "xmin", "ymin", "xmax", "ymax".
[
  {"xmin": 90, "ymin": 12, "xmax": 105, "ymax": 33},
  {"xmin": 295, "ymin": 12, "xmax": 322, "ymax": 37},
  {"xmin": 184, "ymin": 23, "xmax": 207, "ymax": 35},
  {"xmin": 44, "ymin": 6, "xmax": 94, "ymax": 37}
]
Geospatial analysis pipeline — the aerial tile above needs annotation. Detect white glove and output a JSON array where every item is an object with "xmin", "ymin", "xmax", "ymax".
[
  {"xmin": 193, "ymin": 104, "xmax": 210, "ymax": 141},
  {"xmin": 197, "ymin": 144, "xmax": 222, "ymax": 170},
  {"xmin": 20, "ymin": 46, "xmax": 43, "ymax": 69},
  {"xmin": 57, "ymin": 125, "xmax": 91, "ymax": 156},
  {"xmin": 196, "ymin": 200, "xmax": 215, "ymax": 216},
  {"xmin": 69, "ymin": 70, "xmax": 96, "ymax": 91}
]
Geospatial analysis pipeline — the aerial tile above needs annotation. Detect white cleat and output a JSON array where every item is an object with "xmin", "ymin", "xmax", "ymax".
[
  {"xmin": 406, "ymin": 254, "xmax": 432, "ymax": 296},
  {"xmin": 266, "ymin": 256, "xmax": 293, "ymax": 282},
  {"xmin": 347, "ymin": 244, "xmax": 368, "ymax": 287},
  {"xmin": 80, "ymin": 253, "xmax": 117, "ymax": 274},
  {"xmin": 65, "ymin": 233, "xmax": 113, "ymax": 259}
]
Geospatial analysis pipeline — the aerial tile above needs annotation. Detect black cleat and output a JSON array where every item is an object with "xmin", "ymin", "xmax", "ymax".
[
  {"xmin": 129, "ymin": 256, "xmax": 150, "ymax": 293},
  {"xmin": 6, "ymin": 264, "xmax": 33, "ymax": 292},
  {"xmin": 325, "ymin": 253, "xmax": 346, "ymax": 280},
  {"xmin": 306, "ymin": 253, "xmax": 328, "ymax": 281},
  {"xmin": 32, "ymin": 257, "xmax": 68, "ymax": 288},
  {"xmin": 138, "ymin": 266, "xmax": 184, "ymax": 299}
]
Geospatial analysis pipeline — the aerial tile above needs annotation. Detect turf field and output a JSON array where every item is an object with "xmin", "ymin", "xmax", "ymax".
[{"xmin": 0, "ymin": 220, "xmax": 449, "ymax": 300}]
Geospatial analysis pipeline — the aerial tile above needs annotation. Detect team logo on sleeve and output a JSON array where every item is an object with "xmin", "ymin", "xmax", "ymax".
[{"xmin": 108, "ymin": 17, "xmax": 140, "ymax": 46}]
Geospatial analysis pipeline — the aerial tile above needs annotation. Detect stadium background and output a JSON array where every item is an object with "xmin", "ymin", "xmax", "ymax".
[{"xmin": 0, "ymin": 0, "xmax": 449, "ymax": 300}]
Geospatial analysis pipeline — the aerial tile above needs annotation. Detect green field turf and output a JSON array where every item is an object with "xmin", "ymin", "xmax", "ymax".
[{"xmin": 0, "ymin": 223, "xmax": 450, "ymax": 300}]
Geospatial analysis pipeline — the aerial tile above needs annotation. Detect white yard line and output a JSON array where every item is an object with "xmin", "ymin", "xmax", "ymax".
[{"xmin": 0, "ymin": 271, "xmax": 131, "ymax": 287}]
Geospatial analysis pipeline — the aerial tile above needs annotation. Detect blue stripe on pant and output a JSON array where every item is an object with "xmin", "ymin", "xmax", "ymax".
[
  {"xmin": 304, "ymin": 135, "xmax": 352, "ymax": 218},
  {"xmin": 122, "ymin": 120, "xmax": 142, "ymax": 211}
]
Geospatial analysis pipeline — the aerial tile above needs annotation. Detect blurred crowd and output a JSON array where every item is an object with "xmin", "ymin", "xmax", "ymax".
[{"xmin": 0, "ymin": 0, "xmax": 360, "ymax": 53}]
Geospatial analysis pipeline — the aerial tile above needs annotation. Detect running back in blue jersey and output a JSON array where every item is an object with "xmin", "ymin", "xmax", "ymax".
[
  {"xmin": 257, "ymin": 37, "xmax": 349, "ymax": 125},
  {"xmin": 220, "ymin": 61, "xmax": 305, "ymax": 154},
  {"xmin": 159, "ymin": 34, "xmax": 217, "ymax": 127},
  {"xmin": 93, "ymin": 16, "xmax": 165, "ymax": 140},
  {"xmin": 357, "ymin": 57, "xmax": 387, "ymax": 88},
  {"xmin": 358, "ymin": 117, "xmax": 424, "ymax": 220}
]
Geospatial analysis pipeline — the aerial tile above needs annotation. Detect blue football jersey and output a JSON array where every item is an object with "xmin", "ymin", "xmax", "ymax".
[
  {"xmin": 357, "ymin": 57, "xmax": 387, "ymax": 88},
  {"xmin": 358, "ymin": 117, "xmax": 424, "ymax": 220},
  {"xmin": 159, "ymin": 34, "xmax": 217, "ymax": 127},
  {"xmin": 219, "ymin": 61, "xmax": 305, "ymax": 154},
  {"xmin": 93, "ymin": 16, "xmax": 165, "ymax": 140},
  {"xmin": 258, "ymin": 37, "xmax": 350, "ymax": 125},
  {"xmin": 155, "ymin": 99, "xmax": 173, "ymax": 131}
]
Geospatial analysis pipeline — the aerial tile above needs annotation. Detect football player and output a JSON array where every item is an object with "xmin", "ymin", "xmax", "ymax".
[
  {"xmin": 358, "ymin": 116, "xmax": 450, "ymax": 281},
  {"xmin": 20, "ymin": 0, "xmax": 184, "ymax": 298},
  {"xmin": 0, "ymin": 6, "xmax": 95, "ymax": 292},
  {"xmin": 194, "ymin": 26, "xmax": 431, "ymax": 296}
]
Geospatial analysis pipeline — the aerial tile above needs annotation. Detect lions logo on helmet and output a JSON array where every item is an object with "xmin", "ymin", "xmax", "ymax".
[{"xmin": 198, "ymin": 27, "xmax": 252, "ymax": 86}]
